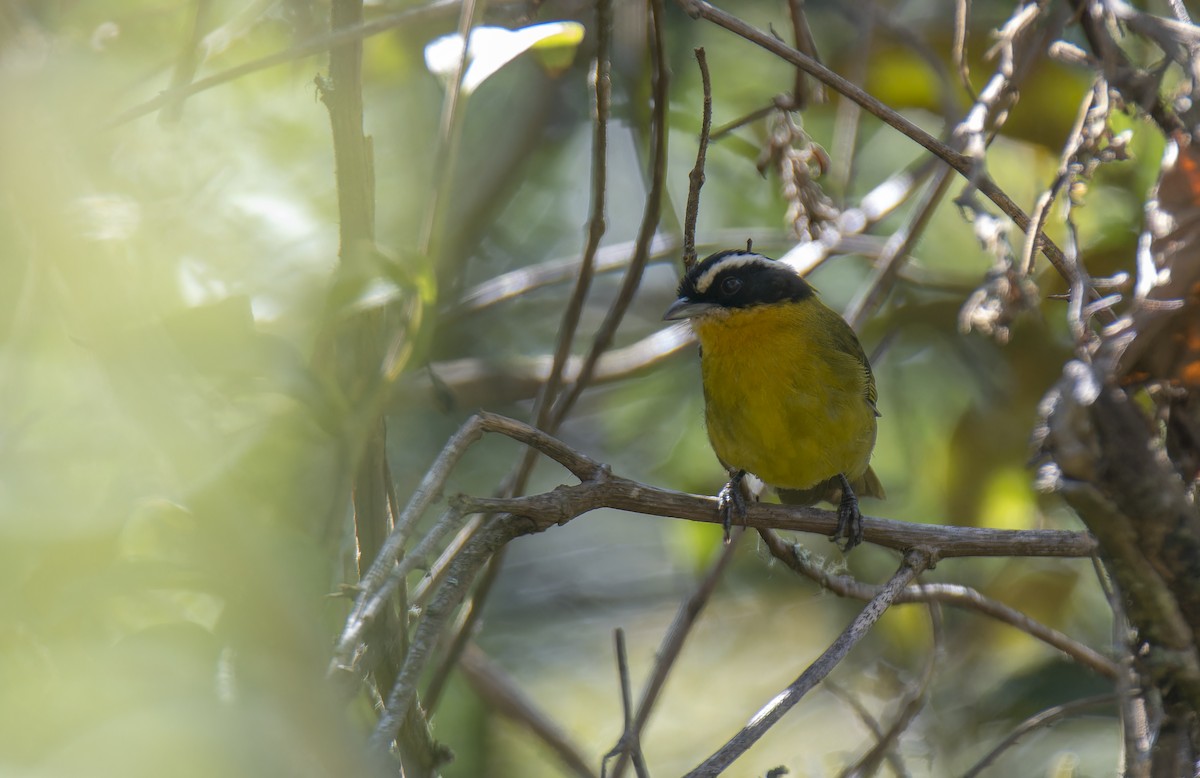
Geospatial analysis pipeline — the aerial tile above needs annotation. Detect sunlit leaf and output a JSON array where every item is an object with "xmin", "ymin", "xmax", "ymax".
[{"xmin": 423, "ymin": 22, "xmax": 585, "ymax": 95}]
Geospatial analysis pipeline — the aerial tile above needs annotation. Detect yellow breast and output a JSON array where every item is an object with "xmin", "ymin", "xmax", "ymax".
[{"xmin": 691, "ymin": 300, "xmax": 877, "ymax": 491}]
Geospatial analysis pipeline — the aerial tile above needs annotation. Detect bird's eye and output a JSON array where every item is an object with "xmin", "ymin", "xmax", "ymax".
[{"xmin": 719, "ymin": 276, "xmax": 742, "ymax": 296}]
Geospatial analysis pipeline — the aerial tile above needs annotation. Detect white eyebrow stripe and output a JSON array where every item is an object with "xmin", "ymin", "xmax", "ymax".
[{"xmin": 693, "ymin": 253, "xmax": 776, "ymax": 294}]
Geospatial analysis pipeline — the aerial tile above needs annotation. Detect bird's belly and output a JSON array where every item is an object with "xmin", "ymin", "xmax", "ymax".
[{"xmin": 701, "ymin": 354, "xmax": 875, "ymax": 490}]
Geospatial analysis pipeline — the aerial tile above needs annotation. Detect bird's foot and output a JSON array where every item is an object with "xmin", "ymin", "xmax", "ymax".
[
  {"xmin": 717, "ymin": 470, "xmax": 748, "ymax": 544},
  {"xmin": 831, "ymin": 474, "xmax": 864, "ymax": 552}
]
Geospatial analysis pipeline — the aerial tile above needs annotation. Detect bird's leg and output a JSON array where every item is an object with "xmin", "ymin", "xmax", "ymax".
[
  {"xmin": 832, "ymin": 473, "xmax": 864, "ymax": 552},
  {"xmin": 717, "ymin": 469, "xmax": 747, "ymax": 544}
]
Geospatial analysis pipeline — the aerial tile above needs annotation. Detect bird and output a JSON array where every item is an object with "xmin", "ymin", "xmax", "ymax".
[{"xmin": 663, "ymin": 248, "xmax": 884, "ymax": 551}]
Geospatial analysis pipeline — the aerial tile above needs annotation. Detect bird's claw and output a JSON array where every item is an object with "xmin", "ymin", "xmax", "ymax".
[
  {"xmin": 831, "ymin": 474, "xmax": 864, "ymax": 552},
  {"xmin": 717, "ymin": 471, "xmax": 747, "ymax": 544}
]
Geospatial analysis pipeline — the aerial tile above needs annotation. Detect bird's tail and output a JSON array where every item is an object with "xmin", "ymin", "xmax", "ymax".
[{"xmin": 777, "ymin": 465, "xmax": 885, "ymax": 506}]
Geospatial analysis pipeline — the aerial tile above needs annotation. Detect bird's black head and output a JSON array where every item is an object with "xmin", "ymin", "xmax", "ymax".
[{"xmin": 664, "ymin": 250, "xmax": 814, "ymax": 320}]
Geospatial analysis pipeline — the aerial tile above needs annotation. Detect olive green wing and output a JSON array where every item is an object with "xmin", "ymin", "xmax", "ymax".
[{"xmin": 832, "ymin": 316, "xmax": 880, "ymax": 417}]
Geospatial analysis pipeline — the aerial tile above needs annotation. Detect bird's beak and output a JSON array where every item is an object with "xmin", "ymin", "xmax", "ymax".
[{"xmin": 662, "ymin": 298, "xmax": 716, "ymax": 321}]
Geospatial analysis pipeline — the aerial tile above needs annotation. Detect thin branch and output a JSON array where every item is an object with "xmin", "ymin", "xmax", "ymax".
[
  {"xmin": 757, "ymin": 528, "xmax": 1118, "ymax": 679},
  {"xmin": 825, "ymin": 681, "xmax": 910, "ymax": 778},
  {"xmin": 422, "ymin": 545, "xmax": 505, "ymax": 714},
  {"xmin": 395, "ymin": 323, "xmax": 696, "ymax": 426},
  {"xmin": 844, "ymin": 163, "xmax": 956, "ymax": 330},
  {"xmin": 1019, "ymin": 80, "xmax": 1100, "ymax": 277},
  {"xmin": 369, "ymin": 515, "xmax": 522, "ymax": 750},
  {"xmin": 682, "ymin": 549, "xmax": 934, "ymax": 777},
  {"xmin": 460, "ymin": 643, "xmax": 599, "ymax": 778},
  {"xmin": 953, "ymin": 0, "xmax": 978, "ymax": 100},
  {"xmin": 451, "ymin": 235, "xmax": 677, "ymax": 318},
  {"xmin": 709, "ymin": 103, "xmax": 775, "ymax": 140},
  {"xmin": 550, "ymin": 0, "xmax": 670, "ymax": 427},
  {"xmin": 1095, "ymin": 557, "xmax": 1152, "ymax": 777},
  {"xmin": 681, "ymin": 47, "xmax": 713, "ymax": 272},
  {"xmin": 961, "ymin": 694, "xmax": 1118, "ymax": 778},
  {"xmin": 529, "ymin": 0, "xmax": 611, "ymax": 430},
  {"xmin": 610, "ymin": 529, "xmax": 745, "ymax": 778},
  {"xmin": 601, "ymin": 629, "xmax": 651, "ymax": 778},
  {"xmin": 320, "ymin": 3, "xmax": 415, "ymax": 760},
  {"xmin": 410, "ymin": 514, "xmax": 487, "ymax": 609},
  {"xmin": 784, "ymin": 0, "xmax": 824, "ymax": 108}
]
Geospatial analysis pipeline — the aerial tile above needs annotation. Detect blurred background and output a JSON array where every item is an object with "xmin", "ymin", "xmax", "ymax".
[{"xmin": 1, "ymin": 0, "xmax": 1155, "ymax": 775}]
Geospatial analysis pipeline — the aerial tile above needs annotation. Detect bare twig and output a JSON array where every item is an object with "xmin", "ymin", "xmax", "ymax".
[
  {"xmin": 460, "ymin": 644, "xmax": 598, "ymax": 778},
  {"xmin": 453, "ymin": 235, "xmax": 670, "ymax": 317},
  {"xmin": 610, "ymin": 529, "xmax": 744, "ymax": 778},
  {"xmin": 410, "ymin": 514, "xmax": 487, "ymax": 609},
  {"xmin": 601, "ymin": 629, "xmax": 651, "ymax": 778},
  {"xmin": 1020, "ymin": 81, "xmax": 1098, "ymax": 277},
  {"xmin": 550, "ymin": 0, "xmax": 670, "ymax": 427},
  {"xmin": 758, "ymin": 528, "xmax": 1118, "ymax": 679},
  {"xmin": 369, "ymin": 516, "xmax": 523, "ymax": 750},
  {"xmin": 1094, "ymin": 558, "xmax": 1152, "ymax": 776},
  {"xmin": 953, "ymin": 0, "xmax": 977, "ymax": 99},
  {"xmin": 961, "ymin": 694, "xmax": 1117, "ymax": 778},
  {"xmin": 709, "ymin": 103, "xmax": 775, "ymax": 140},
  {"xmin": 844, "ymin": 164, "xmax": 957, "ymax": 330},
  {"xmin": 826, "ymin": 681, "xmax": 910, "ymax": 778},
  {"xmin": 681, "ymin": 48, "xmax": 713, "ymax": 272},
  {"xmin": 322, "ymin": 0, "xmax": 375, "ymax": 260},
  {"xmin": 450, "ymin": 230, "xmax": 789, "ymax": 319},
  {"xmin": 784, "ymin": 0, "xmax": 824, "ymax": 108},
  {"xmin": 320, "ymin": 3, "xmax": 417, "ymax": 761},
  {"xmin": 682, "ymin": 549, "xmax": 934, "ymax": 777},
  {"xmin": 422, "ymin": 547, "xmax": 505, "ymax": 714},
  {"xmin": 529, "ymin": 0, "xmax": 611, "ymax": 429}
]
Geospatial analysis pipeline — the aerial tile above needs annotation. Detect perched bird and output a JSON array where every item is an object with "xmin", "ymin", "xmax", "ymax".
[{"xmin": 663, "ymin": 248, "xmax": 884, "ymax": 550}]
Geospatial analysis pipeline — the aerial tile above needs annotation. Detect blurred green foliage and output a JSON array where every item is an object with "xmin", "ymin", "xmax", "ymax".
[{"xmin": 0, "ymin": 0, "xmax": 1151, "ymax": 775}]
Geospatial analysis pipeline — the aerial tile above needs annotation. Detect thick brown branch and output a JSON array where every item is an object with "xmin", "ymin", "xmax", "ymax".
[{"xmin": 457, "ymin": 477, "xmax": 1097, "ymax": 559}]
